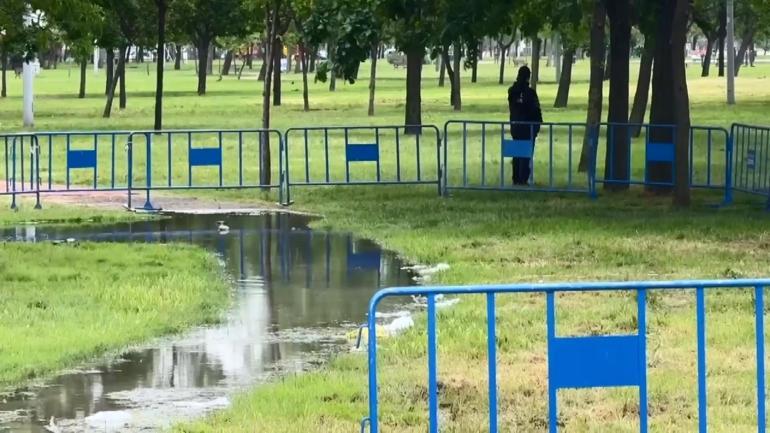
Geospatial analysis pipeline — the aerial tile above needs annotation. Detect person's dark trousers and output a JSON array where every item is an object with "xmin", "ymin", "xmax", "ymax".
[{"xmin": 512, "ymin": 157, "xmax": 531, "ymax": 185}]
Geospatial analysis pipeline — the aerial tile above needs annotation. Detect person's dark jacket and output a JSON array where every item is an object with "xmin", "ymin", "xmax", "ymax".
[{"xmin": 508, "ymin": 81, "xmax": 543, "ymax": 140}]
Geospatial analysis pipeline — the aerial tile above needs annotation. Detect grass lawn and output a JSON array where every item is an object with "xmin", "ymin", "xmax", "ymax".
[
  {"xmin": 0, "ymin": 240, "xmax": 229, "ymax": 387},
  {"xmin": 2, "ymin": 57, "xmax": 770, "ymax": 430}
]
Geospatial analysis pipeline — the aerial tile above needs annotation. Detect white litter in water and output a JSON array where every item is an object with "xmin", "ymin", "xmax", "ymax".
[
  {"xmin": 375, "ymin": 310, "xmax": 411, "ymax": 319},
  {"xmin": 84, "ymin": 411, "xmax": 132, "ymax": 430},
  {"xmin": 404, "ymin": 263, "xmax": 450, "ymax": 283}
]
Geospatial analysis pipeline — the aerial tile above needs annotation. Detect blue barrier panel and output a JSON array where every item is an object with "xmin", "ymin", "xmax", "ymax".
[
  {"xmin": 442, "ymin": 120, "xmax": 598, "ymax": 197},
  {"xmin": 595, "ymin": 123, "xmax": 730, "ymax": 196},
  {"xmin": 362, "ymin": 278, "xmax": 770, "ymax": 433},
  {"xmin": 730, "ymin": 123, "xmax": 770, "ymax": 208},
  {"xmin": 2, "ymin": 134, "xmax": 42, "ymax": 209},
  {"xmin": 284, "ymin": 125, "xmax": 442, "ymax": 204},
  {"xmin": 0, "ymin": 129, "xmax": 284, "ymax": 210}
]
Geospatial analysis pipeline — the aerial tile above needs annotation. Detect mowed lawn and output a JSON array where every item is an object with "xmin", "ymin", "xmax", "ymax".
[{"xmin": 2, "ymin": 57, "xmax": 770, "ymax": 431}]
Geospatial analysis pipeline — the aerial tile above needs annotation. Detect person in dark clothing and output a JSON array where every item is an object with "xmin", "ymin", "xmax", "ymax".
[{"xmin": 508, "ymin": 65, "xmax": 543, "ymax": 185}]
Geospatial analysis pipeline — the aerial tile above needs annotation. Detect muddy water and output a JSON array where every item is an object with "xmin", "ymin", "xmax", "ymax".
[{"xmin": 0, "ymin": 213, "xmax": 416, "ymax": 432}]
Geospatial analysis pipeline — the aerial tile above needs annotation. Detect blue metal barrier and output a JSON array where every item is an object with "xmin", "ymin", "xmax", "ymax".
[
  {"xmin": 730, "ymin": 123, "xmax": 770, "ymax": 208},
  {"xmin": 594, "ymin": 123, "xmax": 730, "ymax": 196},
  {"xmin": 362, "ymin": 278, "xmax": 770, "ymax": 433},
  {"xmin": 442, "ymin": 120, "xmax": 598, "ymax": 197},
  {"xmin": 284, "ymin": 125, "xmax": 442, "ymax": 204},
  {"xmin": 1, "ymin": 129, "xmax": 284, "ymax": 210}
]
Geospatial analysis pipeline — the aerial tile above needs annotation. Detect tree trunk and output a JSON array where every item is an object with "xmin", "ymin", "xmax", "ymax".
[
  {"xmin": 734, "ymin": 30, "xmax": 755, "ymax": 76},
  {"xmin": 498, "ymin": 42, "xmax": 508, "ymax": 84},
  {"xmin": 119, "ymin": 49, "xmax": 128, "ymax": 109},
  {"xmin": 309, "ymin": 50, "xmax": 316, "ymax": 73},
  {"xmin": 1, "ymin": 45, "xmax": 7, "ymax": 98},
  {"xmin": 530, "ymin": 37, "xmax": 541, "ymax": 91},
  {"xmin": 197, "ymin": 38, "xmax": 210, "ymax": 95},
  {"xmin": 273, "ymin": 38, "xmax": 282, "ymax": 105},
  {"xmin": 301, "ymin": 43, "xmax": 310, "ymax": 111},
  {"xmin": 174, "ymin": 44, "xmax": 182, "ymax": 70},
  {"xmin": 207, "ymin": 44, "xmax": 214, "ymax": 75},
  {"xmin": 105, "ymin": 49, "xmax": 114, "ymax": 95},
  {"xmin": 103, "ymin": 45, "xmax": 127, "ymax": 118},
  {"xmin": 155, "ymin": 0, "xmax": 167, "ymax": 131},
  {"xmin": 261, "ymin": 3, "xmax": 279, "ymax": 186},
  {"xmin": 603, "ymin": 49, "xmax": 611, "ymax": 80},
  {"xmin": 405, "ymin": 46, "xmax": 424, "ymax": 133},
  {"xmin": 579, "ymin": 0, "xmax": 606, "ymax": 173},
  {"xmin": 328, "ymin": 41, "xmax": 337, "ymax": 91},
  {"xmin": 702, "ymin": 36, "xmax": 714, "ymax": 76},
  {"xmin": 629, "ymin": 36, "xmax": 654, "ymax": 136},
  {"xmin": 544, "ymin": 38, "xmax": 551, "ymax": 67},
  {"xmin": 718, "ymin": 2, "xmax": 726, "ymax": 77},
  {"xmin": 471, "ymin": 43, "xmax": 479, "ymax": 83},
  {"xmin": 604, "ymin": 0, "xmax": 631, "ymax": 190},
  {"xmin": 78, "ymin": 58, "xmax": 87, "ymax": 98},
  {"xmin": 649, "ymin": 0, "xmax": 691, "ymax": 203},
  {"xmin": 650, "ymin": 0, "xmax": 691, "ymax": 204},
  {"xmin": 258, "ymin": 60, "xmax": 267, "ymax": 81},
  {"xmin": 222, "ymin": 50, "xmax": 234, "ymax": 75},
  {"xmin": 445, "ymin": 44, "xmax": 462, "ymax": 110},
  {"xmin": 368, "ymin": 42, "xmax": 378, "ymax": 116},
  {"xmin": 294, "ymin": 46, "xmax": 302, "ymax": 73},
  {"xmin": 553, "ymin": 47, "xmax": 575, "ymax": 108},
  {"xmin": 247, "ymin": 44, "xmax": 254, "ymax": 69},
  {"xmin": 438, "ymin": 55, "xmax": 446, "ymax": 87}
]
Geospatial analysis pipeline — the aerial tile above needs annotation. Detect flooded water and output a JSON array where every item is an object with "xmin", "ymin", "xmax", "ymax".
[{"xmin": 0, "ymin": 213, "xmax": 417, "ymax": 432}]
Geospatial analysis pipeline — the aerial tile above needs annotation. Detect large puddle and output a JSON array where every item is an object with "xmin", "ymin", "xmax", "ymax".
[{"xmin": 0, "ymin": 213, "xmax": 417, "ymax": 432}]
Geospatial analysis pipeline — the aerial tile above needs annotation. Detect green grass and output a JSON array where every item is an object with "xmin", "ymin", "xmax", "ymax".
[
  {"xmin": 0, "ymin": 241, "xmax": 229, "ymax": 387},
  {"xmin": 2, "ymin": 57, "xmax": 770, "ymax": 430},
  {"xmin": 0, "ymin": 196, "xmax": 152, "ymax": 226}
]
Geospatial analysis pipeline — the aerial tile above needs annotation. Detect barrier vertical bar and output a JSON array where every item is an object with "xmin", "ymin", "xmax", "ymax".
[
  {"xmin": 47, "ymin": 135, "xmax": 52, "ymax": 189},
  {"xmin": 530, "ymin": 124, "xmax": 535, "ymax": 184},
  {"xmin": 567, "ymin": 123, "xmax": 572, "ymax": 188},
  {"xmin": 93, "ymin": 138, "xmax": 98, "ymax": 190},
  {"xmin": 416, "ymin": 129, "xmax": 422, "ymax": 182},
  {"xmin": 547, "ymin": 291, "xmax": 557, "ymax": 433},
  {"xmin": 762, "ymin": 129, "xmax": 769, "ymax": 193},
  {"xmin": 127, "ymin": 137, "xmax": 133, "ymax": 209},
  {"xmin": 427, "ymin": 293, "xmax": 439, "ymax": 433},
  {"xmin": 756, "ymin": 285, "xmax": 766, "ymax": 433},
  {"xmin": 10, "ymin": 138, "xmax": 16, "ymax": 209},
  {"xmin": 725, "ymin": 126, "xmax": 734, "ymax": 205},
  {"xmin": 111, "ymin": 134, "xmax": 116, "ymax": 189},
  {"xmin": 549, "ymin": 124, "xmax": 554, "ymax": 187},
  {"xmin": 144, "ymin": 133, "xmax": 153, "ymax": 210},
  {"xmin": 4, "ymin": 138, "xmax": 8, "ymax": 194},
  {"xmin": 304, "ymin": 129, "xmax": 310, "ymax": 183},
  {"xmin": 345, "ymin": 128, "xmax": 351, "ymax": 183},
  {"xmin": 238, "ymin": 131, "xmax": 243, "ymax": 186},
  {"xmin": 707, "ymin": 129, "xmax": 713, "ymax": 186},
  {"xmin": 325, "ymin": 128, "xmax": 330, "ymax": 183},
  {"xmin": 20, "ymin": 136, "xmax": 24, "ymax": 192},
  {"xmin": 33, "ymin": 136, "xmax": 40, "ymax": 209},
  {"xmin": 499, "ymin": 126, "xmax": 505, "ymax": 188},
  {"xmin": 376, "ymin": 128, "xmax": 381, "ymax": 182},
  {"xmin": 218, "ymin": 131, "xmax": 224, "ymax": 187},
  {"xmin": 395, "ymin": 127, "xmax": 401, "ymax": 182},
  {"xmin": 697, "ymin": 286, "xmax": 707, "ymax": 433},
  {"xmin": 66, "ymin": 135, "xmax": 71, "ymax": 190},
  {"xmin": 481, "ymin": 123, "xmax": 487, "ymax": 186},
  {"xmin": 29, "ymin": 137, "xmax": 35, "ymax": 190},
  {"xmin": 753, "ymin": 128, "xmax": 760, "ymax": 191},
  {"xmin": 463, "ymin": 122, "xmax": 468, "ymax": 186},
  {"xmin": 487, "ymin": 292, "xmax": 498, "ymax": 433},
  {"xmin": 188, "ymin": 132, "xmax": 193, "ymax": 187},
  {"xmin": 167, "ymin": 133, "xmax": 173, "ymax": 187},
  {"xmin": 689, "ymin": 129, "xmax": 695, "ymax": 186},
  {"xmin": 638, "ymin": 289, "xmax": 648, "ymax": 433}
]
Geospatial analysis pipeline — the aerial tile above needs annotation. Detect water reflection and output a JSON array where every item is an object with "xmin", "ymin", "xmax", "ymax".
[{"xmin": 0, "ymin": 213, "xmax": 415, "ymax": 432}]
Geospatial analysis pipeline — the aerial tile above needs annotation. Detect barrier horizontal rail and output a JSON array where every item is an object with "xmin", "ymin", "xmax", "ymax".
[
  {"xmin": 442, "ymin": 120, "xmax": 598, "ymax": 197},
  {"xmin": 363, "ymin": 278, "xmax": 770, "ymax": 433},
  {"xmin": 284, "ymin": 125, "xmax": 442, "ymax": 204}
]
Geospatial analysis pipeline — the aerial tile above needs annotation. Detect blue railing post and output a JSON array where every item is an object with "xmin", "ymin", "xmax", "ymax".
[
  {"xmin": 638, "ymin": 289, "xmax": 648, "ymax": 433},
  {"xmin": 756, "ymin": 285, "xmax": 766, "ymax": 433},
  {"xmin": 367, "ymin": 308, "xmax": 379, "ymax": 433},
  {"xmin": 696, "ymin": 286, "xmax": 708, "ymax": 433},
  {"xmin": 32, "ymin": 136, "xmax": 41, "ymax": 209},
  {"xmin": 487, "ymin": 292, "xmax": 498, "ymax": 433},
  {"xmin": 144, "ymin": 133, "xmax": 154, "ymax": 210},
  {"xmin": 427, "ymin": 293, "xmax": 439, "ymax": 433},
  {"xmin": 10, "ymin": 138, "xmax": 17, "ymax": 210}
]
